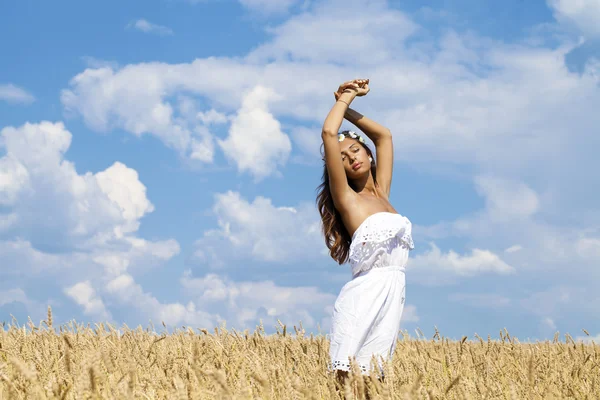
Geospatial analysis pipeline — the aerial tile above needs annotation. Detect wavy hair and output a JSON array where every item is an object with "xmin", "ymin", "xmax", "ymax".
[{"xmin": 316, "ymin": 130, "xmax": 378, "ymax": 264}]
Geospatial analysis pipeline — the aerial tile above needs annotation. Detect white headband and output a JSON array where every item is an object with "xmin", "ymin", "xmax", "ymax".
[{"xmin": 338, "ymin": 131, "xmax": 365, "ymax": 144}]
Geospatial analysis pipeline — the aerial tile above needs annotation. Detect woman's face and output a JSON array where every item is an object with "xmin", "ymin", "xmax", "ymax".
[{"xmin": 339, "ymin": 139, "xmax": 370, "ymax": 177}]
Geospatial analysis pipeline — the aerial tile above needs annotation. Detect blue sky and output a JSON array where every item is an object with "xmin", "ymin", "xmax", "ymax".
[{"xmin": 1, "ymin": 0, "xmax": 600, "ymax": 342}]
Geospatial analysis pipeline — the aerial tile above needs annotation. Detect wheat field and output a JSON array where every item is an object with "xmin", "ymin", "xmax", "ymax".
[{"xmin": 0, "ymin": 307, "xmax": 598, "ymax": 399}]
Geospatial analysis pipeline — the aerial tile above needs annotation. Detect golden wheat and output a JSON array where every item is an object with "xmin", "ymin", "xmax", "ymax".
[{"xmin": 0, "ymin": 308, "xmax": 598, "ymax": 399}]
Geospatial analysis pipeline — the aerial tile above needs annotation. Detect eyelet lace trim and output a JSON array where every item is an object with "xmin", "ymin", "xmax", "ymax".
[
  {"xmin": 329, "ymin": 360, "xmax": 386, "ymax": 377},
  {"xmin": 349, "ymin": 214, "xmax": 414, "ymax": 265},
  {"xmin": 330, "ymin": 360, "xmax": 369, "ymax": 373}
]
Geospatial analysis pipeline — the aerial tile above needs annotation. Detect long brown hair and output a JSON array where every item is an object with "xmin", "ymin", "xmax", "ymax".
[{"xmin": 316, "ymin": 130, "xmax": 378, "ymax": 265}]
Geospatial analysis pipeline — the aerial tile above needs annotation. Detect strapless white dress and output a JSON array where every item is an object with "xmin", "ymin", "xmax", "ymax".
[{"xmin": 328, "ymin": 212, "xmax": 414, "ymax": 375}]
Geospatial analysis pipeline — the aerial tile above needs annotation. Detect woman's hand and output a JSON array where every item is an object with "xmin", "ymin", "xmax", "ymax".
[{"xmin": 334, "ymin": 78, "xmax": 370, "ymax": 101}]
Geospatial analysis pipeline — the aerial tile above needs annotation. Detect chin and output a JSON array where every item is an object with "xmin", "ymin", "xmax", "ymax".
[{"xmin": 352, "ymin": 167, "xmax": 368, "ymax": 176}]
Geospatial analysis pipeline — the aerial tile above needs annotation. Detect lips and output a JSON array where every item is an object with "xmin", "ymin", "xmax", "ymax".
[{"xmin": 352, "ymin": 162, "xmax": 361, "ymax": 170}]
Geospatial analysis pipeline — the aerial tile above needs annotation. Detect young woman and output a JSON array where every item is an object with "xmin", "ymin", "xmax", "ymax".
[{"xmin": 317, "ymin": 79, "xmax": 414, "ymax": 381}]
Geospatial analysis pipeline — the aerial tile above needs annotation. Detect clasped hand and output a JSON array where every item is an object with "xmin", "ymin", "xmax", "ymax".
[{"xmin": 333, "ymin": 78, "xmax": 370, "ymax": 101}]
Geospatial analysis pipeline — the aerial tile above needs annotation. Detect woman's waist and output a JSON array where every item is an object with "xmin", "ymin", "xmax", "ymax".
[{"xmin": 352, "ymin": 264, "xmax": 406, "ymax": 279}]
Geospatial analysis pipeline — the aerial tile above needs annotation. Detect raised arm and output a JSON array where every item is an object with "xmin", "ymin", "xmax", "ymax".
[
  {"xmin": 345, "ymin": 108, "xmax": 393, "ymax": 197},
  {"xmin": 335, "ymin": 79, "xmax": 394, "ymax": 197},
  {"xmin": 322, "ymin": 83, "xmax": 359, "ymax": 211}
]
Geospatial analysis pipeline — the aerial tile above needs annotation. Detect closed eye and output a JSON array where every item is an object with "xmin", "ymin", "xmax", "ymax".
[{"xmin": 341, "ymin": 145, "xmax": 360, "ymax": 161}]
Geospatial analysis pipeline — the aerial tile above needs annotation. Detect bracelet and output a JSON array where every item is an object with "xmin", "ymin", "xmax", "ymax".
[{"xmin": 337, "ymin": 99, "xmax": 350, "ymax": 106}]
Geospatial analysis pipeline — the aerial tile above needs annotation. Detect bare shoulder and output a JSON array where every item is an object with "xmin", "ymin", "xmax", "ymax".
[
  {"xmin": 335, "ymin": 193, "xmax": 362, "ymax": 235},
  {"xmin": 338, "ymin": 193, "xmax": 397, "ymax": 238},
  {"xmin": 334, "ymin": 189, "xmax": 359, "ymax": 219}
]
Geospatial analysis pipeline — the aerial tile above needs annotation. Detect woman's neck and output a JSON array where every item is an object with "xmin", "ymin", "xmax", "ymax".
[{"xmin": 352, "ymin": 174, "xmax": 378, "ymax": 197}]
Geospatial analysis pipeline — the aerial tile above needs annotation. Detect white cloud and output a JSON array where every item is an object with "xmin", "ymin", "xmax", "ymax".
[
  {"xmin": 61, "ymin": 66, "xmax": 222, "ymax": 163},
  {"xmin": 417, "ymin": 176, "xmax": 576, "ymax": 269},
  {"xmin": 59, "ymin": 2, "xmax": 600, "ymax": 230},
  {"xmin": 0, "ymin": 156, "xmax": 30, "ymax": 206},
  {"xmin": 474, "ymin": 176, "xmax": 539, "ymax": 222},
  {"xmin": 548, "ymin": 0, "xmax": 600, "ymax": 37},
  {"xmin": 0, "ymin": 121, "xmax": 155, "ymax": 247},
  {"xmin": 247, "ymin": 0, "xmax": 418, "ymax": 64},
  {"xmin": 194, "ymin": 187, "xmax": 519, "ymax": 288},
  {"xmin": 0, "ymin": 84, "xmax": 34, "ymax": 104},
  {"xmin": 64, "ymin": 281, "xmax": 111, "ymax": 320},
  {"xmin": 218, "ymin": 86, "xmax": 291, "ymax": 181},
  {"xmin": 127, "ymin": 19, "xmax": 173, "ymax": 36},
  {"xmin": 95, "ymin": 162, "xmax": 155, "ymax": 237},
  {"xmin": 0, "ymin": 121, "xmax": 182, "ymax": 326},
  {"xmin": 193, "ymin": 191, "xmax": 323, "ymax": 266},
  {"xmin": 408, "ymin": 243, "xmax": 515, "ymax": 286},
  {"xmin": 181, "ymin": 270, "xmax": 336, "ymax": 330},
  {"xmin": 53, "ymin": 0, "xmax": 600, "ymax": 332},
  {"xmin": 197, "ymin": 109, "xmax": 228, "ymax": 125},
  {"xmin": 505, "ymin": 245, "xmax": 522, "ymax": 254},
  {"xmin": 106, "ymin": 273, "xmax": 214, "ymax": 327},
  {"xmin": 60, "ymin": 0, "xmax": 600, "ymax": 193}
]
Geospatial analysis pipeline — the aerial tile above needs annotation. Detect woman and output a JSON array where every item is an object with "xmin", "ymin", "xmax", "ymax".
[{"xmin": 317, "ymin": 79, "xmax": 414, "ymax": 382}]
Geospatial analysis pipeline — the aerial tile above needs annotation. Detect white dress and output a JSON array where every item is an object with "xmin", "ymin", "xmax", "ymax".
[{"xmin": 329, "ymin": 212, "xmax": 414, "ymax": 375}]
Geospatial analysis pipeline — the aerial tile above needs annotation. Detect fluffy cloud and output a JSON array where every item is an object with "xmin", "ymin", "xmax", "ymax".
[
  {"xmin": 64, "ymin": 281, "xmax": 111, "ymax": 321},
  {"xmin": 47, "ymin": 0, "xmax": 600, "ymax": 333},
  {"xmin": 193, "ymin": 187, "xmax": 528, "ymax": 294},
  {"xmin": 106, "ymin": 273, "xmax": 214, "ymax": 327},
  {"xmin": 196, "ymin": 109, "xmax": 228, "ymax": 125},
  {"xmin": 548, "ymin": 0, "xmax": 600, "ymax": 37},
  {"xmin": 127, "ymin": 19, "xmax": 173, "ymax": 36},
  {"xmin": 0, "ymin": 121, "xmax": 182, "ymax": 325},
  {"xmin": 415, "ymin": 171, "xmax": 600, "ymax": 328},
  {"xmin": 474, "ymin": 176, "xmax": 539, "ymax": 222},
  {"xmin": 95, "ymin": 163, "xmax": 155, "ymax": 237},
  {"xmin": 59, "ymin": 0, "xmax": 600, "ymax": 200},
  {"xmin": 0, "ymin": 122, "xmax": 155, "ymax": 249},
  {"xmin": 408, "ymin": 244, "xmax": 514, "ymax": 286},
  {"xmin": 218, "ymin": 86, "xmax": 292, "ymax": 180},
  {"xmin": 181, "ymin": 270, "xmax": 336, "ymax": 330},
  {"xmin": 0, "ymin": 84, "xmax": 35, "ymax": 104},
  {"xmin": 0, "ymin": 156, "xmax": 29, "ymax": 206},
  {"xmin": 193, "ymin": 190, "xmax": 323, "ymax": 266},
  {"xmin": 61, "ymin": 66, "xmax": 222, "ymax": 163},
  {"xmin": 417, "ymin": 176, "xmax": 577, "ymax": 268},
  {"xmin": 247, "ymin": 0, "xmax": 418, "ymax": 64}
]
